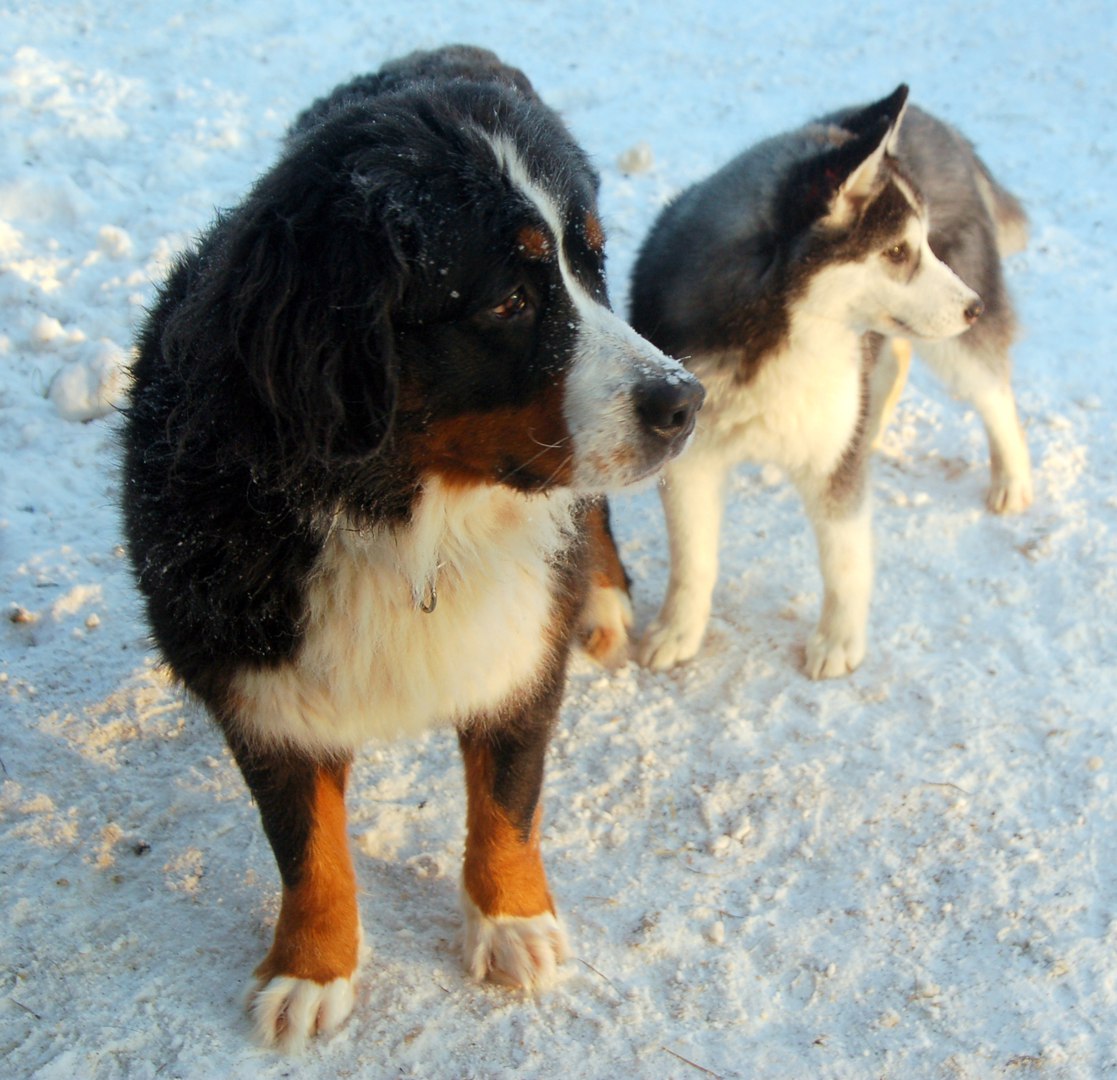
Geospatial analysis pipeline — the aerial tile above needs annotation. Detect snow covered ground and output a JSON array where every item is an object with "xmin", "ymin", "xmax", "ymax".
[{"xmin": 2, "ymin": 1, "xmax": 1115, "ymax": 1076}]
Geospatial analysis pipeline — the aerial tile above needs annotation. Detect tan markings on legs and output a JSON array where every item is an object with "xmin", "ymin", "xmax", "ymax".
[
  {"xmin": 584, "ymin": 498, "xmax": 629, "ymax": 593},
  {"xmin": 254, "ymin": 764, "xmax": 360, "ymax": 987},
  {"xmin": 459, "ymin": 738, "xmax": 553, "ymax": 919},
  {"xmin": 579, "ymin": 499, "xmax": 633, "ymax": 666}
]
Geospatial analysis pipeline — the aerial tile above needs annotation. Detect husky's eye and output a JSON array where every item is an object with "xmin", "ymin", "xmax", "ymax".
[
  {"xmin": 883, "ymin": 242, "xmax": 910, "ymax": 265},
  {"xmin": 490, "ymin": 288, "xmax": 532, "ymax": 320}
]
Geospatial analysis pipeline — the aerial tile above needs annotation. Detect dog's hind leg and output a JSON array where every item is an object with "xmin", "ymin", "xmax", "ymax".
[
  {"xmin": 975, "ymin": 379, "xmax": 1032, "ymax": 513},
  {"xmin": 638, "ymin": 449, "xmax": 729, "ymax": 670},
  {"xmin": 870, "ymin": 337, "xmax": 913, "ymax": 449},
  {"xmin": 919, "ymin": 337, "xmax": 1033, "ymax": 513},
  {"xmin": 458, "ymin": 700, "xmax": 568, "ymax": 992},
  {"xmin": 578, "ymin": 497, "xmax": 634, "ymax": 668}
]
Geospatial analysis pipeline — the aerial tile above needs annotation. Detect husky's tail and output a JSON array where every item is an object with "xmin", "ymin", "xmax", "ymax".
[{"xmin": 974, "ymin": 159, "xmax": 1028, "ymax": 255}]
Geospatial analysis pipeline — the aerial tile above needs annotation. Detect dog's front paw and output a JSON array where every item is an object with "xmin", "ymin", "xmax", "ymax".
[
  {"xmin": 248, "ymin": 918, "xmax": 367, "ymax": 1051},
  {"xmin": 248, "ymin": 973, "xmax": 358, "ymax": 1052},
  {"xmin": 638, "ymin": 615, "xmax": 705, "ymax": 671},
  {"xmin": 805, "ymin": 624, "xmax": 866, "ymax": 680},
  {"xmin": 462, "ymin": 895, "xmax": 569, "ymax": 991},
  {"xmin": 987, "ymin": 469, "xmax": 1033, "ymax": 515},
  {"xmin": 579, "ymin": 583, "xmax": 633, "ymax": 668}
]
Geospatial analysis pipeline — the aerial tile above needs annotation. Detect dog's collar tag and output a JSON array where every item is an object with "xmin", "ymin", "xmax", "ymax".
[{"xmin": 416, "ymin": 561, "xmax": 444, "ymax": 614}]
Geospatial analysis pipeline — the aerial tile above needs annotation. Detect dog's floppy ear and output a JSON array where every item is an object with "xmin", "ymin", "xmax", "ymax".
[{"xmin": 222, "ymin": 171, "xmax": 406, "ymax": 469}]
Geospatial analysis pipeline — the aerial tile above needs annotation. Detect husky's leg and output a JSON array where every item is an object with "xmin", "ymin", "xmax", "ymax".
[
  {"xmin": 797, "ymin": 466, "xmax": 874, "ymax": 680},
  {"xmin": 976, "ymin": 381, "xmax": 1032, "ymax": 513},
  {"xmin": 870, "ymin": 338, "xmax": 912, "ymax": 449},
  {"xmin": 638, "ymin": 450, "xmax": 729, "ymax": 671},
  {"xmin": 920, "ymin": 338, "xmax": 1032, "ymax": 513}
]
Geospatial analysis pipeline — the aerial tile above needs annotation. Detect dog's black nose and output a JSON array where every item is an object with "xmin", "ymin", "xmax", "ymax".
[
  {"xmin": 635, "ymin": 376, "xmax": 705, "ymax": 442},
  {"xmin": 964, "ymin": 298, "xmax": 985, "ymax": 325}
]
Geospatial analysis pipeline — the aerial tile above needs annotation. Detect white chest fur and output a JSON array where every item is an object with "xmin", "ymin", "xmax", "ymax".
[
  {"xmin": 231, "ymin": 480, "xmax": 576, "ymax": 754},
  {"xmin": 691, "ymin": 310, "xmax": 864, "ymax": 480}
]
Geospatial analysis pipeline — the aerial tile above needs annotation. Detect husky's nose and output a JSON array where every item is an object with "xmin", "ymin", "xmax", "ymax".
[
  {"xmin": 964, "ymin": 298, "xmax": 985, "ymax": 325},
  {"xmin": 635, "ymin": 376, "xmax": 705, "ymax": 444}
]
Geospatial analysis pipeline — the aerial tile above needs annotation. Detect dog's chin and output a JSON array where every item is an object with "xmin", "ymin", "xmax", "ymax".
[
  {"xmin": 570, "ymin": 433, "xmax": 696, "ymax": 495},
  {"xmin": 883, "ymin": 314, "xmax": 973, "ymax": 342}
]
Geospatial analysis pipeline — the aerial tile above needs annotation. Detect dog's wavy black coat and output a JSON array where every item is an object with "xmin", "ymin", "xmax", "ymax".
[
  {"xmin": 126, "ymin": 53, "xmax": 597, "ymax": 691},
  {"xmin": 122, "ymin": 45, "xmax": 700, "ymax": 1049}
]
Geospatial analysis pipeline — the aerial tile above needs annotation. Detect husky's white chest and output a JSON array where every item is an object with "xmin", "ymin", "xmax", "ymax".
[
  {"xmin": 231, "ymin": 481, "xmax": 575, "ymax": 754},
  {"xmin": 692, "ymin": 318, "xmax": 864, "ymax": 477}
]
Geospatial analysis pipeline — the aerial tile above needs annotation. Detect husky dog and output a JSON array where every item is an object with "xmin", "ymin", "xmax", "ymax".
[{"xmin": 621, "ymin": 85, "xmax": 1031, "ymax": 678}]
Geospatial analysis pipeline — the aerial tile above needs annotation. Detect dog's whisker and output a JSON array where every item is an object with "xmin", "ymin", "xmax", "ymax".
[
  {"xmin": 500, "ymin": 436, "xmax": 572, "ymax": 481},
  {"xmin": 540, "ymin": 452, "xmax": 576, "ymax": 488}
]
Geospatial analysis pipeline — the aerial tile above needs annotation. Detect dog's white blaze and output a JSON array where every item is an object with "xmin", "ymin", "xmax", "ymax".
[
  {"xmin": 487, "ymin": 135, "xmax": 694, "ymax": 489},
  {"xmin": 805, "ymin": 208, "xmax": 980, "ymax": 344},
  {"xmin": 824, "ymin": 171, "xmax": 980, "ymax": 341},
  {"xmin": 891, "ymin": 215, "xmax": 981, "ymax": 339},
  {"xmin": 875, "ymin": 177, "xmax": 979, "ymax": 340},
  {"xmin": 231, "ymin": 479, "xmax": 575, "ymax": 754}
]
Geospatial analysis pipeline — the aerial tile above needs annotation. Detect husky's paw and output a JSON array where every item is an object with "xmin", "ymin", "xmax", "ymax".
[
  {"xmin": 805, "ymin": 626, "xmax": 866, "ymax": 680},
  {"xmin": 987, "ymin": 470, "xmax": 1033, "ymax": 515},
  {"xmin": 579, "ymin": 583, "xmax": 633, "ymax": 668},
  {"xmin": 638, "ymin": 615, "xmax": 706, "ymax": 671},
  {"xmin": 463, "ymin": 897, "xmax": 569, "ymax": 991},
  {"xmin": 248, "ymin": 973, "xmax": 358, "ymax": 1052}
]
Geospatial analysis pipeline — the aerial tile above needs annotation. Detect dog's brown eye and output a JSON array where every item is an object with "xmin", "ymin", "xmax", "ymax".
[
  {"xmin": 491, "ymin": 289, "xmax": 531, "ymax": 320},
  {"xmin": 883, "ymin": 242, "xmax": 909, "ymax": 264}
]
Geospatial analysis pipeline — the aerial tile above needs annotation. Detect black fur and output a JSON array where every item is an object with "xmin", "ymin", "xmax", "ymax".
[
  {"xmin": 629, "ymin": 87, "xmax": 912, "ymax": 378},
  {"xmin": 290, "ymin": 44, "xmax": 542, "ymax": 135},
  {"xmin": 223, "ymin": 729, "xmax": 348, "ymax": 889},
  {"xmin": 122, "ymin": 49, "xmax": 606, "ymax": 712}
]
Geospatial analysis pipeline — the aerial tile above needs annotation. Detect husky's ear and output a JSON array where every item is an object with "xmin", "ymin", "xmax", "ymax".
[
  {"xmin": 883, "ymin": 85, "xmax": 909, "ymax": 156},
  {"xmin": 818, "ymin": 108, "xmax": 903, "ymax": 228},
  {"xmin": 841, "ymin": 84, "xmax": 909, "ymax": 154},
  {"xmin": 782, "ymin": 86, "xmax": 909, "ymax": 236}
]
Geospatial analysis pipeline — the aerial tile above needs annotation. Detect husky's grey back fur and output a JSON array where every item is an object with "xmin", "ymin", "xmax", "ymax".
[{"xmin": 630, "ymin": 101, "xmax": 1027, "ymax": 380}]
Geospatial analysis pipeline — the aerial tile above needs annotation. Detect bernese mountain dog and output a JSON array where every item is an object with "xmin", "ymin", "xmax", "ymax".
[{"xmin": 121, "ymin": 45, "xmax": 702, "ymax": 1050}]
